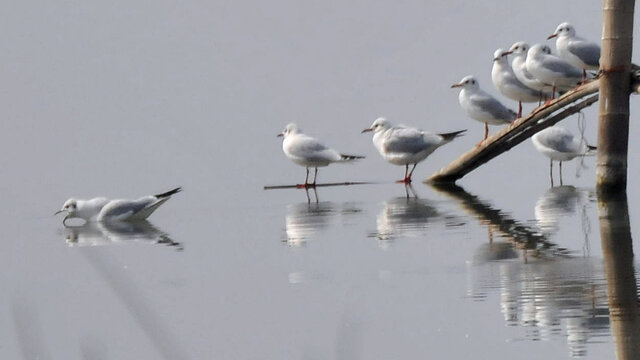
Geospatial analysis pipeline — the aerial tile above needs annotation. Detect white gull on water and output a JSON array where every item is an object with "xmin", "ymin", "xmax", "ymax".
[
  {"xmin": 278, "ymin": 123, "xmax": 363, "ymax": 187},
  {"xmin": 362, "ymin": 117, "xmax": 465, "ymax": 183},
  {"xmin": 491, "ymin": 48, "xmax": 541, "ymax": 117},
  {"xmin": 55, "ymin": 187, "xmax": 182, "ymax": 224},
  {"xmin": 526, "ymin": 44, "xmax": 582, "ymax": 99},
  {"xmin": 532, "ymin": 126, "xmax": 596, "ymax": 184},
  {"xmin": 451, "ymin": 75, "xmax": 516, "ymax": 141},
  {"xmin": 548, "ymin": 22, "xmax": 600, "ymax": 79}
]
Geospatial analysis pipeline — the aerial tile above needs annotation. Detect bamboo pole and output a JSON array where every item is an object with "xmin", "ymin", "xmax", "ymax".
[
  {"xmin": 598, "ymin": 192, "xmax": 640, "ymax": 359},
  {"xmin": 427, "ymin": 80, "xmax": 600, "ymax": 183},
  {"xmin": 597, "ymin": 0, "xmax": 635, "ymax": 192}
]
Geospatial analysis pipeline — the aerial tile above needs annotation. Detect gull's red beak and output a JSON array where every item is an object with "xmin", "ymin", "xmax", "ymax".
[{"xmin": 547, "ymin": 33, "xmax": 558, "ymax": 40}]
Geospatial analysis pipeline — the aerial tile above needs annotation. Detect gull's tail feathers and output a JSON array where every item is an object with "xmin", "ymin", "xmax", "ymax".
[
  {"xmin": 438, "ymin": 130, "xmax": 467, "ymax": 142},
  {"xmin": 339, "ymin": 154, "xmax": 365, "ymax": 162},
  {"xmin": 586, "ymin": 144, "xmax": 597, "ymax": 155},
  {"xmin": 154, "ymin": 187, "xmax": 182, "ymax": 199}
]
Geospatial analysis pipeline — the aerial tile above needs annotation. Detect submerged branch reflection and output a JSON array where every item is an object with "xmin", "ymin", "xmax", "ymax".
[
  {"xmin": 63, "ymin": 221, "xmax": 182, "ymax": 250},
  {"xmin": 431, "ymin": 183, "xmax": 569, "ymax": 259},
  {"xmin": 435, "ymin": 182, "xmax": 612, "ymax": 357}
]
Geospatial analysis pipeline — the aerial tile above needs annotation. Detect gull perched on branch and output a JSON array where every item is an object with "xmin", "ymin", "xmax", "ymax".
[
  {"xmin": 491, "ymin": 48, "xmax": 541, "ymax": 117},
  {"xmin": 451, "ymin": 75, "xmax": 516, "ymax": 142},
  {"xmin": 278, "ymin": 123, "xmax": 363, "ymax": 188},
  {"xmin": 362, "ymin": 117, "xmax": 465, "ymax": 183},
  {"xmin": 526, "ymin": 44, "xmax": 582, "ymax": 100},
  {"xmin": 504, "ymin": 42, "xmax": 553, "ymax": 103},
  {"xmin": 548, "ymin": 22, "xmax": 600, "ymax": 80}
]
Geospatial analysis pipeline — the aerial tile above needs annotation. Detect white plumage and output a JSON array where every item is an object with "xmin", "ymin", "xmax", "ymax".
[{"xmin": 363, "ymin": 117, "xmax": 465, "ymax": 183}]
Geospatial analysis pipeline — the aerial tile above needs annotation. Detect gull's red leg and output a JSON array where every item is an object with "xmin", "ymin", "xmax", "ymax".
[
  {"xmin": 518, "ymin": 101, "xmax": 522, "ymax": 118},
  {"xmin": 406, "ymin": 164, "xmax": 417, "ymax": 183},
  {"xmin": 297, "ymin": 168, "xmax": 310, "ymax": 188},
  {"xmin": 396, "ymin": 164, "xmax": 409, "ymax": 183}
]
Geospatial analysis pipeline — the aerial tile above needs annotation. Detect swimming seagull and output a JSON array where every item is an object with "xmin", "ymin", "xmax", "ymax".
[
  {"xmin": 548, "ymin": 22, "xmax": 600, "ymax": 80},
  {"xmin": 504, "ymin": 42, "xmax": 553, "ymax": 103},
  {"xmin": 526, "ymin": 44, "xmax": 582, "ymax": 99},
  {"xmin": 491, "ymin": 48, "xmax": 542, "ymax": 117},
  {"xmin": 278, "ymin": 123, "xmax": 364, "ymax": 187},
  {"xmin": 451, "ymin": 75, "xmax": 516, "ymax": 142},
  {"xmin": 532, "ymin": 126, "xmax": 596, "ymax": 185},
  {"xmin": 55, "ymin": 187, "xmax": 182, "ymax": 224},
  {"xmin": 362, "ymin": 117, "xmax": 465, "ymax": 183}
]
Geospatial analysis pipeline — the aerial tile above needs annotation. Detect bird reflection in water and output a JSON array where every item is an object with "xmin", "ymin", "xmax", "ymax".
[
  {"xmin": 434, "ymin": 183, "xmax": 608, "ymax": 357},
  {"xmin": 470, "ymin": 258, "xmax": 609, "ymax": 357},
  {"xmin": 370, "ymin": 185, "xmax": 462, "ymax": 248},
  {"xmin": 63, "ymin": 221, "xmax": 182, "ymax": 250},
  {"xmin": 534, "ymin": 185, "xmax": 594, "ymax": 238},
  {"xmin": 283, "ymin": 198, "xmax": 362, "ymax": 246}
]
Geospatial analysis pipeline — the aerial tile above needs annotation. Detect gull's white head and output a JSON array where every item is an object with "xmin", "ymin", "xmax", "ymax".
[
  {"xmin": 493, "ymin": 48, "xmax": 508, "ymax": 62},
  {"xmin": 528, "ymin": 44, "xmax": 552, "ymax": 59},
  {"xmin": 57, "ymin": 199, "xmax": 77, "ymax": 214},
  {"xmin": 55, "ymin": 198, "xmax": 78, "ymax": 224},
  {"xmin": 277, "ymin": 123, "xmax": 302, "ymax": 138},
  {"xmin": 507, "ymin": 41, "xmax": 529, "ymax": 57},
  {"xmin": 362, "ymin": 117, "xmax": 392, "ymax": 133},
  {"xmin": 548, "ymin": 22, "xmax": 576, "ymax": 39},
  {"xmin": 451, "ymin": 75, "xmax": 479, "ymax": 90}
]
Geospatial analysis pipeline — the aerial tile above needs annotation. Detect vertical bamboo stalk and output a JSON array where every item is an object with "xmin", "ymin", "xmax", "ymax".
[{"xmin": 597, "ymin": 0, "xmax": 635, "ymax": 192}]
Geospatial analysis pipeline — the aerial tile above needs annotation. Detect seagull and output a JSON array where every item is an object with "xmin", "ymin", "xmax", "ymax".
[
  {"xmin": 526, "ymin": 44, "xmax": 582, "ymax": 99},
  {"xmin": 278, "ymin": 123, "xmax": 364, "ymax": 187},
  {"xmin": 532, "ymin": 126, "xmax": 596, "ymax": 185},
  {"xmin": 504, "ymin": 42, "xmax": 553, "ymax": 103},
  {"xmin": 548, "ymin": 22, "xmax": 600, "ymax": 80},
  {"xmin": 55, "ymin": 187, "xmax": 182, "ymax": 224},
  {"xmin": 451, "ymin": 75, "xmax": 516, "ymax": 142},
  {"xmin": 491, "ymin": 48, "xmax": 542, "ymax": 117},
  {"xmin": 362, "ymin": 117, "xmax": 465, "ymax": 183}
]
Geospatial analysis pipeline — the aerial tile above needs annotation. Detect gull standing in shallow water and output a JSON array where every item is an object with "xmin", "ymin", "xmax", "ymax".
[
  {"xmin": 526, "ymin": 44, "xmax": 582, "ymax": 99},
  {"xmin": 55, "ymin": 187, "xmax": 182, "ymax": 224},
  {"xmin": 532, "ymin": 126, "xmax": 596, "ymax": 185},
  {"xmin": 278, "ymin": 123, "xmax": 364, "ymax": 188},
  {"xmin": 491, "ymin": 48, "xmax": 541, "ymax": 117},
  {"xmin": 362, "ymin": 117, "xmax": 465, "ymax": 183},
  {"xmin": 451, "ymin": 75, "xmax": 516, "ymax": 142},
  {"xmin": 548, "ymin": 22, "xmax": 600, "ymax": 80}
]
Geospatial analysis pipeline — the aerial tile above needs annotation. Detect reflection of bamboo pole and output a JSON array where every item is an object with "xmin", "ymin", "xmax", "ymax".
[
  {"xmin": 598, "ymin": 192, "xmax": 640, "ymax": 359},
  {"xmin": 597, "ymin": 0, "xmax": 635, "ymax": 191}
]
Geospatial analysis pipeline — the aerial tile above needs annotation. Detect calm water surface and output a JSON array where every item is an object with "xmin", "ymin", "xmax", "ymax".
[{"xmin": 4, "ymin": 177, "xmax": 639, "ymax": 359}]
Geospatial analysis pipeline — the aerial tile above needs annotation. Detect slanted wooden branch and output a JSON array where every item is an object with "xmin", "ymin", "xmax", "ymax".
[{"xmin": 426, "ymin": 80, "xmax": 600, "ymax": 184}]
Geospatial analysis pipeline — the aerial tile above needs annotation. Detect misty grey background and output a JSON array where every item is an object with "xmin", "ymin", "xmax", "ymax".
[{"xmin": 1, "ymin": 0, "xmax": 638, "ymax": 359}]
